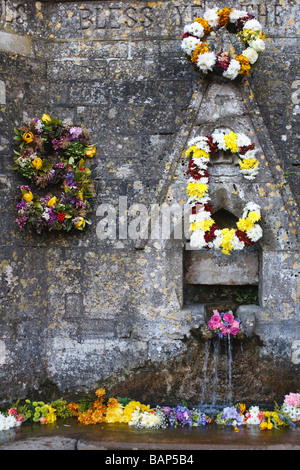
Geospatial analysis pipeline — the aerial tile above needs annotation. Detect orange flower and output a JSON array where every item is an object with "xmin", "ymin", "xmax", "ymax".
[
  {"xmin": 191, "ymin": 43, "xmax": 210, "ymax": 64},
  {"xmin": 195, "ymin": 17, "xmax": 211, "ymax": 35},
  {"xmin": 95, "ymin": 388, "xmax": 105, "ymax": 398},
  {"xmin": 217, "ymin": 7, "xmax": 232, "ymax": 27},
  {"xmin": 236, "ymin": 55, "xmax": 251, "ymax": 76}
]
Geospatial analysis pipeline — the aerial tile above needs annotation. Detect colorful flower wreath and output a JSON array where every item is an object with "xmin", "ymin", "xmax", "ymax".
[
  {"xmin": 185, "ymin": 130, "xmax": 263, "ymax": 254},
  {"xmin": 13, "ymin": 114, "xmax": 96, "ymax": 234},
  {"xmin": 181, "ymin": 7, "xmax": 266, "ymax": 80}
]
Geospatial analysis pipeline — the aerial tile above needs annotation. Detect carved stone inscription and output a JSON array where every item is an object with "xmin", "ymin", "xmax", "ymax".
[
  {"xmin": 0, "ymin": 1, "xmax": 299, "ymax": 38},
  {"xmin": 41, "ymin": 1, "xmax": 299, "ymax": 39}
]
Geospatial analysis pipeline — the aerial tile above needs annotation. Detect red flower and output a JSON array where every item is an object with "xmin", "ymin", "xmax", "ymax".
[
  {"xmin": 57, "ymin": 212, "xmax": 66, "ymax": 222},
  {"xmin": 205, "ymin": 135, "xmax": 218, "ymax": 154},
  {"xmin": 236, "ymin": 230, "xmax": 254, "ymax": 246}
]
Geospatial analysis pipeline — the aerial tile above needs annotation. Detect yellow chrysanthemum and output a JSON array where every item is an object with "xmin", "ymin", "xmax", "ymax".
[
  {"xmin": 186, "ymin": 181, "xmax": 208, "ymax": 199},
  {"xmin": 44, "ymin": 405, "xmax": 57, "ymax": 424},
  {"xmin": 220, "ymin": 228, "xmax": 235, "ymax": 255},
  {"xmin": 189, "ymin": 218, "xmax": 215, "ymax": 232},
  {"xmin": 105, "ymin": 398, "xmax": 124, "ymax": 424},
  {"xmin": 185, "ymin": 145, "xmax": 209, "ymax": 160},
  {"xmin": 123, "ymin": 401, "xmax": 150, "ymax": 424},
  {"xmin": 236, "ymin": 217, "xmax": 255, "ymax": 232},
  {"xmin": 239, "ymin": 158, "xmax": 259, "ymax": 170},
  {"xmin": 247, "ymin": 211, "xmax": 261, "ymax": 223},
  {"xmin": 224, "ymin": 131, "xmax": 238, "ymax": 153}
]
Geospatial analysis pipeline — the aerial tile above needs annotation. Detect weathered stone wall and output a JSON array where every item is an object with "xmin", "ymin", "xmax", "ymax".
[{"xmin": 0, "ymin": 0, "xmax": 299, "ymax": 406}]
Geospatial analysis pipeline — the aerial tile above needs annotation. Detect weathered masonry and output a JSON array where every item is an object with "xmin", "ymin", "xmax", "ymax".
[{"xmin": 0, "ymin": 0, "xmax": 299, "ymax": 406}]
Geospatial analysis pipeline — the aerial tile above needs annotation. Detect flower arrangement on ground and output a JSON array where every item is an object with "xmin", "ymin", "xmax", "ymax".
[
  {"xmin": 129, "ymin": 406, "xmax": 167, "ymax": 429},
  {"xmin": 161, "ymin": 405, "xmax": 211, "ymax": 427},
  {"xmin": 13, "ymin": 114, "xmax": 96, "ymax": 234},
  {"xmin": 185, "ymin": 131, "xmax": 263, "ymax": 253},
  {"xmin": 208, "ymin": 309, "xmax": 241, "ymax": 338},
  {"xmin": 2, "ymin": 389, "xmax": 299, "ymax": 435},
  {"xmin": 181, "ymin": 7, "xmax": 265, "ymax": 80},
  {"xmin": 215, "ymin": 403, "xmax": 246, "ymax": 427},
  {"xmin": 279, "ymin": 392, "xmax": 300, "ymax": 423}
]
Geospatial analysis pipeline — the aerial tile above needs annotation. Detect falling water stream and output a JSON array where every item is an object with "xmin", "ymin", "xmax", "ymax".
[{"xmin": 199, "ymin": 334, "xmax": 234, "ymax": 415}]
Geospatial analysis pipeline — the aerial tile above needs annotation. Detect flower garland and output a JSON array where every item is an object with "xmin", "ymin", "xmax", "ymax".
[
  {"xmin": 208, "ymin": 309, "xmax": 241, "ymax": 338},
  {"xmin": 181, "ymin": 7, "xmax": 266, "ymax": 80},
  {"xmin": 2, "ymin": 388, "xmax": 299, "ymax": 432},
  {"xmin": 185, "ymin": 130, "xmax": 263, "ymax": 254},
  {"xmin": 13, "ymin": 114, "xmax": 96, "ymax": 234}
]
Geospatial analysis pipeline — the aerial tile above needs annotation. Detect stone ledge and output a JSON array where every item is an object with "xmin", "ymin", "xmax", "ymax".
[{"xmin": 0, "ymin": 31, "xmax": 31, "ymax": 56}]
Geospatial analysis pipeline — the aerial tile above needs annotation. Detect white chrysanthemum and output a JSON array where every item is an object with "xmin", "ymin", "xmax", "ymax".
[
  {"xmin": 212, "ymin": 230, "xmax": 223, "ymax": 249},
  {"xmin": 231, "ymin": 234, "xmax": 245, "ymax": 250},
  {"xmin": 246, "ymin": 224, "xmax": 263, "ymax": 242},
  {"xmin": 34, "ymin": 119, "xmax": 43, "ymax": 133},
  {"xmin": 247, "ymin": 415, "xmax": 261, "ymax": 425},
  {"xmin": 281, "ymin": 404, "xmax": 300, "ymax": 421},
  {"xmin": 184, "ymin": 22, "xmax": 204, "ymax": 38},
  {"xmin": 128, "ymin": 407, "xmax": 141, "ymax": 426},
  {"xmin": 188, "ymin": 194, "xmax": 210, "ymax": 205},
  {"xmin": 188, "ymin": 176, "xmax": 209, "ymax": 186},
  {"xmin": 181, "ymin": 36, "xmax": 201, "ymax": 56},
  {"xmin": 248, "ymin": 38, "xmax": 265, "ymax": 52},
  {"xmin": 243, "ymin": 202, "xmax": 261, "ymax": 216},
  {"xmin": 192, "ymin": 157, "xmax": 210, "ymax": 169},
  {"xmin": 211, "ymin": 130, "xmax": 227, "ymax": 151},
  {"xmin": 188, "ymin": 137, "xmax": 210, "ymax": 153},
  {"xmin": 236, "ymin": 133, "xmax": 252, "ymax": 148},
  {"xmin": 241, "ymin": 169, "xmax": 259, "ymax": 180},
  {"xmin": 0, "ymin": 413, "xmax": 17, "ymax": 431},
  {"xmin": 189, "ymin": 208, "xmax": 212, "ymax": 223},
  {"xmin": 222, "ymin": 59, "xmax": 241, "ymax": 80},
  {"xmin": 190, "ymin": 229, "xmax": 206, "ymax": 248},
  {"xmin": 243, "ymin": 19, "xmax": 262, "ymax": 31},
  {"xmin": 196, "ymin": 51, "xmax": 216, "ymax": 73},
  {"xmin": 203, "ymin": 8, "xmax": 219, "ymax": 27},
  {"xmin": 241, "ymin": 148, "xmax": 259, "ymax": 160},
  {"xmin": 229, "ymin": 10, "xmax": 248, "ymax": 22}
]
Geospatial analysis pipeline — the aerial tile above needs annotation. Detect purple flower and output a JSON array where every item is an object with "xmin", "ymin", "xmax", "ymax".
[
  {"xmin": 16, "ymin": 215, "xmax": 28, "ymax": 227},
  {"xmin": 69, "ymin": 127, "xmax": 82, "ymax": 140}
]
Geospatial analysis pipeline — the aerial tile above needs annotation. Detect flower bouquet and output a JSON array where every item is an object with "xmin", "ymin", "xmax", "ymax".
[
  {"xmin": 215, "ymin": 404, "xmax": 246, "ymax": 427},
  {"xmin": 208, "ymin": 309, "xmax": 241, "ymax": 338},
  {"xmin": 161, "ymin": 405, "xmax": 211, "ymax": 427}
]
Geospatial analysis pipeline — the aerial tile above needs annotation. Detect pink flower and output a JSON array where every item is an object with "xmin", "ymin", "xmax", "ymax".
[
  {"xmin": 40, "ymin": 417, "xmax": 47, "ymax": 423},
  {"xmin": 258, "ymin": 411, "xmax": 265, "ymax": 422},
  {"xmin": 208, "ymin": 319, "xmax": 222, "ymax": 330},
  {"xmin": 208, "ymin": 312, "xmax": 222, "ymax": 331},
  {"xmin": 223, "ymin": 312, "xmax": 234, "ymax": 323},
  {"xmin": 284, "ymin": 393, "xmax": 300, "ymax": 407},
  {"xmin": 8, "ymin": 408, "xmax": 17, "ymax": 416},
  {"xmin": 16, "ymin": 414, "xmax": 25, "ymax": 423},
  {"xmin": 229, "ymin": 326, "xmax": 240, "ymax": 335},
  {"xmin": 221, "ymin": 325, "xmax": 229, "ymax": 336}
]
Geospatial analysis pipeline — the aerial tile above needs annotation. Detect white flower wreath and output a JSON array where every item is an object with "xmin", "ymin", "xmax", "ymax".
[
  {"xmin": 181, "ymin": 7, "xmax": 266, "ymax": 80},
  {"xmin": 185, "ymin": 130, "xmax": 263, "ymax": 254}
]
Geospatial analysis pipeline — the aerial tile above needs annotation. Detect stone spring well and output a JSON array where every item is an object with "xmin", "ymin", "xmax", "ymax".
[{"xmin": 0, "ymin": 0, "xmax": 299, "ymax": 408}]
